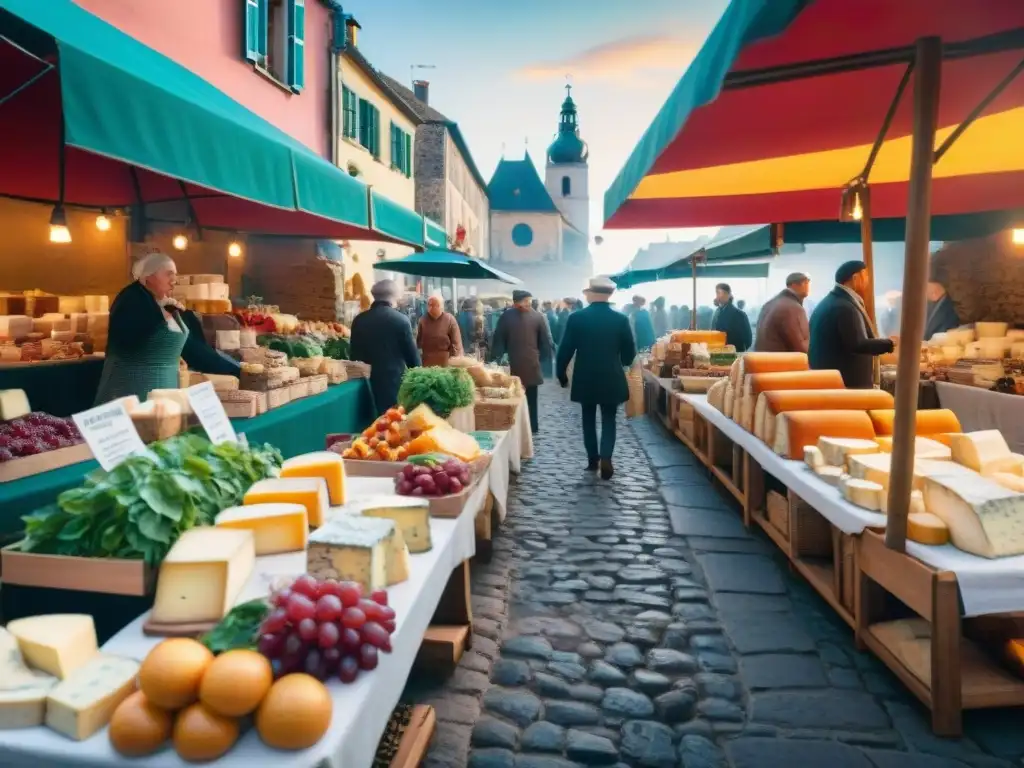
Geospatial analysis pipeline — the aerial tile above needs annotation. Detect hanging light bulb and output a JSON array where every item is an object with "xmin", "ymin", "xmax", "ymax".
[
  {"xmin": 95, "ymin": 212, "xmax": 111, "ymax": 231},
  {"xmin": 228, "ymin": 241, "xmax": 242, "ymax": 258},
  {"xmin": 840, "ymin": 179, "xmax": 869, "ymax": 223},
  {"xmin": 172, "ymin": 234, "xmax": 189, "ymax": 251},
  {"xmin": 49, "ymin": 206, "xmax": 71, "ymax": 244},
  {"xmin": 851, "ymin": 196, "xmax": 863, "ymax": 221},
  {"xmin": 1013, "ymin": 228, "xmax": 1024, "ymax": 246}
]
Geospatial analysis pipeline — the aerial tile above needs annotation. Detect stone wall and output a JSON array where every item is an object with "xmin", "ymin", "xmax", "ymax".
[
  {"xmin": 932, "ymin": 230, "xmax": 1024, "ymax": 325},
  {"xmin": 415, "ymin": 123, "xmax": 447, "ymax": 225},
  {"xmin": 244, "ymin": 238, "xmax": 345, "ymax": 321}
]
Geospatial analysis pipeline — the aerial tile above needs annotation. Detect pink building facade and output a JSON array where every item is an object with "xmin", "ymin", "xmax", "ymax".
[{"xmin": 74, "ymin": 0, "xmax": 337, "ymax": 158}]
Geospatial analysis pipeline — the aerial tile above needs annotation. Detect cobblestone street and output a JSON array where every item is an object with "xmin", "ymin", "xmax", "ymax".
[{"xmin": 409, "ymin": 383, "xmax": 1023, "ymax": 768}]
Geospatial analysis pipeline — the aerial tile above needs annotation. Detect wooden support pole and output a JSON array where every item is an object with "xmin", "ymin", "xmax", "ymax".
[
  {"xmin": 885, "ymin": 36, "xmax": 942, "ymax": 552},
  {"xmin": 860, "ymin": 198, "xmax": 877, "ymax": 331},
  {"xmin": 690, "ymin": 256, "xmax": 698, "ymax": 329}
]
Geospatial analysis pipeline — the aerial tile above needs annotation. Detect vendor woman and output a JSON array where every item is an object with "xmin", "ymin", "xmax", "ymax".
[{"xmin": 94, "ymin": 252, "xmax": 241, "ymax": 404}]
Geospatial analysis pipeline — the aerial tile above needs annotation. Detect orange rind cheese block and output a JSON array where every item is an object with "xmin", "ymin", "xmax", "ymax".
[
  {"xmin": 731, "ymin": 351, "xmax": 809, "ymax": 391},
  {"xmin": 772, "ymin": 410, "xmax": 875, "ymax": 460},
  {"xmin": 280, "ymin": 451, "xmax": 347, "ymax": 506},
  {"xmin": 738, "ymin": 369, "xmax": 844, "ymax": 430},
  {"xmin": 866, "ymin": 408, "xmax": 961, "ymax": 437},
  {"xmin": 671, "ymin": 330, "xmax": 727, "ymax": 346},
  {"xmin": 907, "ymin": 511, "xmax": 950, "ymax": 545},
  {"xmin": 755, "ymin": 387, "xmax": 892, "ymax": 443}
]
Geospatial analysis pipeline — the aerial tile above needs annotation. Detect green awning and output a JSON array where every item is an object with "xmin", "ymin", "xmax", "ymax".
[
  {"xmin": 701, "ymin": 225, "xmax": 804, "ymax": 261},
  {"xmin": 610, "ymin": 261, "xmax": 770, "ymax": 290},
  {"xmin": 0, "ymin": 0, "xmax": 422, "ymax": 242},
  {"xmin": 372, "ymin": 191, "xmax": 425, "ymax": 247},
  {"xmin": 425, "ymin": 219, "xmax": 447, "ymax": 249}
]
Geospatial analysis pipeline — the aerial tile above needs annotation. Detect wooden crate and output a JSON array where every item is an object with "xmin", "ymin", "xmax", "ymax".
[
  {"xmin": 766, "ymin": 490, "xmax": 790, "ymax": 538},
  {"xmin": 1, "ymin": 545, "xmax": 156, "ymax": 596}
]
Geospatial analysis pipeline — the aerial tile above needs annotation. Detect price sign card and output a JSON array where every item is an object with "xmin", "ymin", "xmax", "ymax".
[
  {"xmin": 187, "ymin": 382, "xmax": 238, "ymax": 445},
  {"xmin": 72, "ymin": 400, "xmax": 147, "ymax": 471}
]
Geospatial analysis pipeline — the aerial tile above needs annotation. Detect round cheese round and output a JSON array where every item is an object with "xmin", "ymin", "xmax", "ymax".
[
  {"xmin": 109, "ymin": 691, "xmax": 173, "ymax": 757},
  {"xmin": 256, "ymin": 673, "xmax": 333, "ymax": 750},
  {"xmin": 173, "ymin": 702, "xmax": 240, "ymax": 762},
  {"xmin": 199, "ymin": 650, "xmax": 273, "ymax": 717},
  {"xmin": 139, "ymin": 638, "xmax": 214, "ymax": 710}
]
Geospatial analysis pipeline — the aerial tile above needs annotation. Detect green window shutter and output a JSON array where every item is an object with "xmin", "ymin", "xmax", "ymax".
[
  {"xmin": 287, "ymin": 0, "xmax": 305, "ymax": 92},
  {"xmin": 344, "ymin": 88, "xmax": 358, "ymax": 140},
  {"xmin": 404, "ymin": 132, "xmax": 412, "ymax": 177},
  {"xmin": 358, "ymin": 99, "xmax": 369, "ymax": 148},
  {"xmin": 371, "ymin": 106, "xmax": 381, "ymax": 159},
  {"xmin": 243, "ymin": 0, "xmax": 264, "ymax": 63},
  {"xmin": 390, "ymin": 121, "xmax": 398, "ymax": 168}
]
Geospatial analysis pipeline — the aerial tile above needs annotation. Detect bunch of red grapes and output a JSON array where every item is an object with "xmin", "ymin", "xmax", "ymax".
[
  {"xmin": 0, "ymin": 412, "xmax": 82, "ymax": 462},
  {"xmin": 257, "ymin": 575, "xmax": 396, "ymax": 683},
  {"xmin": 395, "ymin": 457, "xmax": 470, "ymax": 497}
]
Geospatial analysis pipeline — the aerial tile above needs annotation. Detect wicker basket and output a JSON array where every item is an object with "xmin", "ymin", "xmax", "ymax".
[
  {"xmin": 342, "ymin": 360, "xmax": 370, "ymax": 379},
  {"xmin": 789, "ymin": 491, "xmax": 832, "ymax": 558},
  {"xmin": 475, "ymin": 396, "xmax": 520, "ymax": 431}
]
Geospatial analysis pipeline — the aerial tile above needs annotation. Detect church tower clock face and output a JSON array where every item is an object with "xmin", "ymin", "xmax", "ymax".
[{"xmin": 511, "ymin": 222, "xmax": 534, "ymax": 247}]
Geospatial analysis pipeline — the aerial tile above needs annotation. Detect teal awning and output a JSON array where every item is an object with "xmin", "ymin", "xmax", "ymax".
[
  {"xmin": 701, "ymin": 225, "xmax": 804, "ymax": 261},
  {"xmin": 377, "ymin": 250, "xmax": 522, "ymax": 284},
  {"xmin": 0, "ymin": 0, "xmax": 424, "ymax": 244},
  {"xmin": 424, "ymin": 219, "xmax": 447, "ymax": 249},
  {"xmin": 610, "ymin": 260, "xmax": 771, "ymax": 290}
]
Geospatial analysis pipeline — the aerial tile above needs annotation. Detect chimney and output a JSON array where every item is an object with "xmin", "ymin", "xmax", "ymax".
[
  {"xmin": 413, "ymin": 80, "xmax": 429, "ymax": 105},
  {"xmin": 345, "ymin": 15, "xmax": 361, "ymax": 47}
]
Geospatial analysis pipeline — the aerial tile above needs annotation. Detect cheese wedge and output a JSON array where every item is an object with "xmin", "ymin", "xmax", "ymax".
[
  {"xmin": 992, "ymin": 473, "xmax": 1024, "ymax": 493},
  {"xmin": 308, "ymin": 515, "xmax": 396, "ymax": 592},
  {"xmin": 772, "ymin": 410, "xmax": 875, "ymax": 460},
  {"xmin": 0, "ymin": 389, "xmax": 30, "ymax": 421},
  {"xmin": 215, "ymin": 503, "xmax": 309, "ymax": 555},
  {"xmin": 878, "ymin": 489, "xmax": 924, "ymax": 515},
  {"xmin": 873, "ymin": 436, "xmax": 952, "ymax": 461},
  {"xmin": 244, "ymin": 477, "xmax": 330, "ymax": 528},
  {"xmin": 151, "ymin": 528, "xmax": 255, "ymax": 624},
  {"xmin": 4, "ymin": 615, "xmax": 97, "ymax": 680},
  {"xmin": 839, "ymin": 474, "xmax": 884, "ymax": 511},
  {"xmin": 755, "ymin": 387, "xmax": 891, "ymax": 442},
  {"xmin": 867, "ymin": 408, "xmax": 962, "ymax": 437},
  {"xmin": 818, "ymin": 437, "xmax": 880, "ymax": 468},
  {"xmin": 45, "ymin": 654, "xmax": 139, "ymax": 740},
  {"xmin": 804, "ymin": 445, "xmax": 825, "ymax": 470},
  {"xmin": 907, "ymin": 511, "xmax": 950, "ymax": 545},
  {"xmin": 355, "ymin": 495, "xmax": 433, "ymax": 553},
  {"xmin": 948, "ymin": 430, "xmax": 1013, "ymax": 473},
  {"xmin": 815, "ymin": 466, "xmax": 843, "ymax": 486},
  {"xmin": 280, "ymin": 451, "xmax": 347, "ymax": 506},
  {"xmin": 921, "ymin": 473, "xmax": 1024, "ymax": 558},
  {"xmin": 848, "ymin": 453, "xmax": 974, "ymax": 493},
  {"xmin": 0, "ymin": 628, "xmax": 57, "ymax": 730}
]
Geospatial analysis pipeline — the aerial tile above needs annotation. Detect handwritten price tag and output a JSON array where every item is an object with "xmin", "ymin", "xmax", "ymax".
[
  {"xmin": 72, "ymin": 400, "xmax": 147, "ymax": 470},
  {"xmin": 187, "ymin": 382, "xmax": 238, "ymax": 445}
]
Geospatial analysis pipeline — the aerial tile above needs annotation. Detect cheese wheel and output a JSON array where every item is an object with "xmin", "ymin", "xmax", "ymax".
[
  {"xmin": 867, "ymin": 408, "xmax": 961, "ymax": 437},
  {"xmin": 672, "ymin": 330, "xmax": 726, "ymax": 346},
  {"xmin": 723, "ymin": 383, "xmax": 735, "ymax": 419},
  {"xmin": 907, "ymin": 511, "xmax": 950, "ymax": 545},
  {"xmin": 736, "ymin": 352, "xmax": 809, "ymax": 389},
  {"xmin": 772, "ymin": 410, "xmax": 876, "ymax": 460},
  {"xmin": 755, "ymin": 387, "xmax": 892, "ymax": 442},
  {"xmin": 706, "ymin": 378, "xmax": 728, "ymax": 412}
]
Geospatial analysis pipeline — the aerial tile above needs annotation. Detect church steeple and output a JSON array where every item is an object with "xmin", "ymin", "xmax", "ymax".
[{"xmin": 547, "ymin": 84, "xmax": 588, "ymax": 165}]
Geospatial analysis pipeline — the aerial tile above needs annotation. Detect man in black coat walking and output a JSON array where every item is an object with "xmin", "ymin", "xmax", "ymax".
[
  {"xmin": 350, "ymin": 279, "xmax": 421, "ymax": 416},
  {"xmin": 809, "ymin": 261, "xmax": 894, "ymax": 389},
  {"xmin": 711, "ymin": 283, "xmax": 752, "ymax": 351}
]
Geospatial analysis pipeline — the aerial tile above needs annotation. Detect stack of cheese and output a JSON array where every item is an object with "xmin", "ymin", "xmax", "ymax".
[
  {"xmin": 173, "ymin": 275, "xmax": 232, "ymax": 315},
  {"xmin": 241, "ymin": 451, "xmax": 348, "ymax": 530},
  {"xmin": 722, "ymin": 352, "xmax": 811, "ymax": 425},
  {"xmin": 0, "ymin": 615, "xmax": 140, "ymax": 740}
]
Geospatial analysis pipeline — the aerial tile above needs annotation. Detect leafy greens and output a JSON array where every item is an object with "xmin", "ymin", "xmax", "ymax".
[{"xmin": 397, "ymin": 367, "xmax": 474, "ymax": 418}]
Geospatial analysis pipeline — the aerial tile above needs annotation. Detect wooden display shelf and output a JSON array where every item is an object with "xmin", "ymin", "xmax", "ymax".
[
  {"xmin": 706, "ymin": 423, "xmax": 745, "ymax": 507},
  {"xmin": 857, "ymin": 529, "xmax": 1024, "ymax": 736},
  {"xmin": 418, "ymin": 560, "xmax": 473, "ymax": 671}
]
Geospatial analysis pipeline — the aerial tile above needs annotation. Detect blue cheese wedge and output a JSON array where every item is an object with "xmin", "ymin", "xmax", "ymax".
[
  {"xmin": 350, "ymin": 495, "xmax": 432, "ymax": 553},
  {"xmin": 45, "ymin": 654, "xmax": 139, "ymax": 740},
  {"xmin": 922, "ymin": 473, "xmax": 1024, "ymax": 558},
  {"xmin": 0, "ymin": 628, "xmax": 57, "ymax": 729},
  {"xmin": 308, "ymin": 515, "xmax": 396, "ymax": 591}
]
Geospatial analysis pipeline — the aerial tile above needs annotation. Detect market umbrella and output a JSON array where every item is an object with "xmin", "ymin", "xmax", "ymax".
[
  {"xmin": 603, "ymin": 0, "xmax": 1024, "ymax": 554},
  {"xmin": 376, "ymin": 249, "xmax": 522, "ymax": 301},
  {"xmin": 0, "ymin": 0, "xmax": 426, "ymax": 245}
]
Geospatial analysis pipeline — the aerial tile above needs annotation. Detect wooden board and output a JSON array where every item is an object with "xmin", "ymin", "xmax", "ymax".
[
  {"xmin": 0, "ymin": 442, "xmax": 92, "ymax": 483},
  {"xmin": 389, "ymin": 705, "xmax": 436, "ymax": 768}
]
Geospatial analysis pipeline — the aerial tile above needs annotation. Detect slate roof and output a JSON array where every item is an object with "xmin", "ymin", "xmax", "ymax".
[
  {"xmin": 342, "ymin": 47, "xmax": 424, "ymax": 126},
  {"xmin": 487, "ymin": 152, "xmax": 559, "ymax": 213},
  {"xmin": 377, "ymin": 73, "xmax": 489, "ymax": 194}
]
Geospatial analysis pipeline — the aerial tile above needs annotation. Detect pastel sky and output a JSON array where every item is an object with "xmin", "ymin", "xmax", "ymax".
[{"xmin": 351, "ymin": 0, "xmax": 729, "ymax": 274}]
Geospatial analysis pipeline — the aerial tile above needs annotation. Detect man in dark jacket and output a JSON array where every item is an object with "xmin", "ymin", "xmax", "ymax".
[
  {"xmin": 556, "ymin": 277, "xmax": 637, "ymax": 480},
  {"xmin": 711, "ymin": 283, "xmax": 752, "ymax": 351},
  {"xmin": 809, "ymin": 261, "xmax": 894, "ymax": 389},
  {"xmin": 491, "ymin": 289, "xmax": 553, "ymax": 434},
  {"xmin": 924, "ymin": 276, "xmax": 960, "ymax": 340},
  {"xmin": 350, "ymin": 279, "xmax": 421, "ymax": 416},
  {"xmin": 754, "ymin": 272, "xmax": 811, "ymax": 353}
]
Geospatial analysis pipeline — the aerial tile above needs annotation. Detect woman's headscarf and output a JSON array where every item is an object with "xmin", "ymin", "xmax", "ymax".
[{"xmin": 132, "ymin": 252, "xmax": 175, "ymax": 281}]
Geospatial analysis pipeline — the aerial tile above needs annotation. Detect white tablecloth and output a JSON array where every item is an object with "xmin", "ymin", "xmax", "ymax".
[
  {"xmin": 682, "ymin": 394, "xmax": 1024, "ymax": 618},
  {"xmin": 487, "ymin": 431, "xmax": 512, "ymax": 523},
  {"xmin": 935, "ymin": 381, "xmax": 1024, "ymax": 453},
  {"xmin": 0, "ymin": 476, "xmax": 483, "ymax": 768}
]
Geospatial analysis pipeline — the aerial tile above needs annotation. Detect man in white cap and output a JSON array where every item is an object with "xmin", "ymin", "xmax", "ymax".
[
  {"xmin": 556, "ymin": 277, "xmax": 637, "ymax": 479},
  {"xmin": 350, "ymin": 279, "xmax": 421, "ymax": 416}
]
